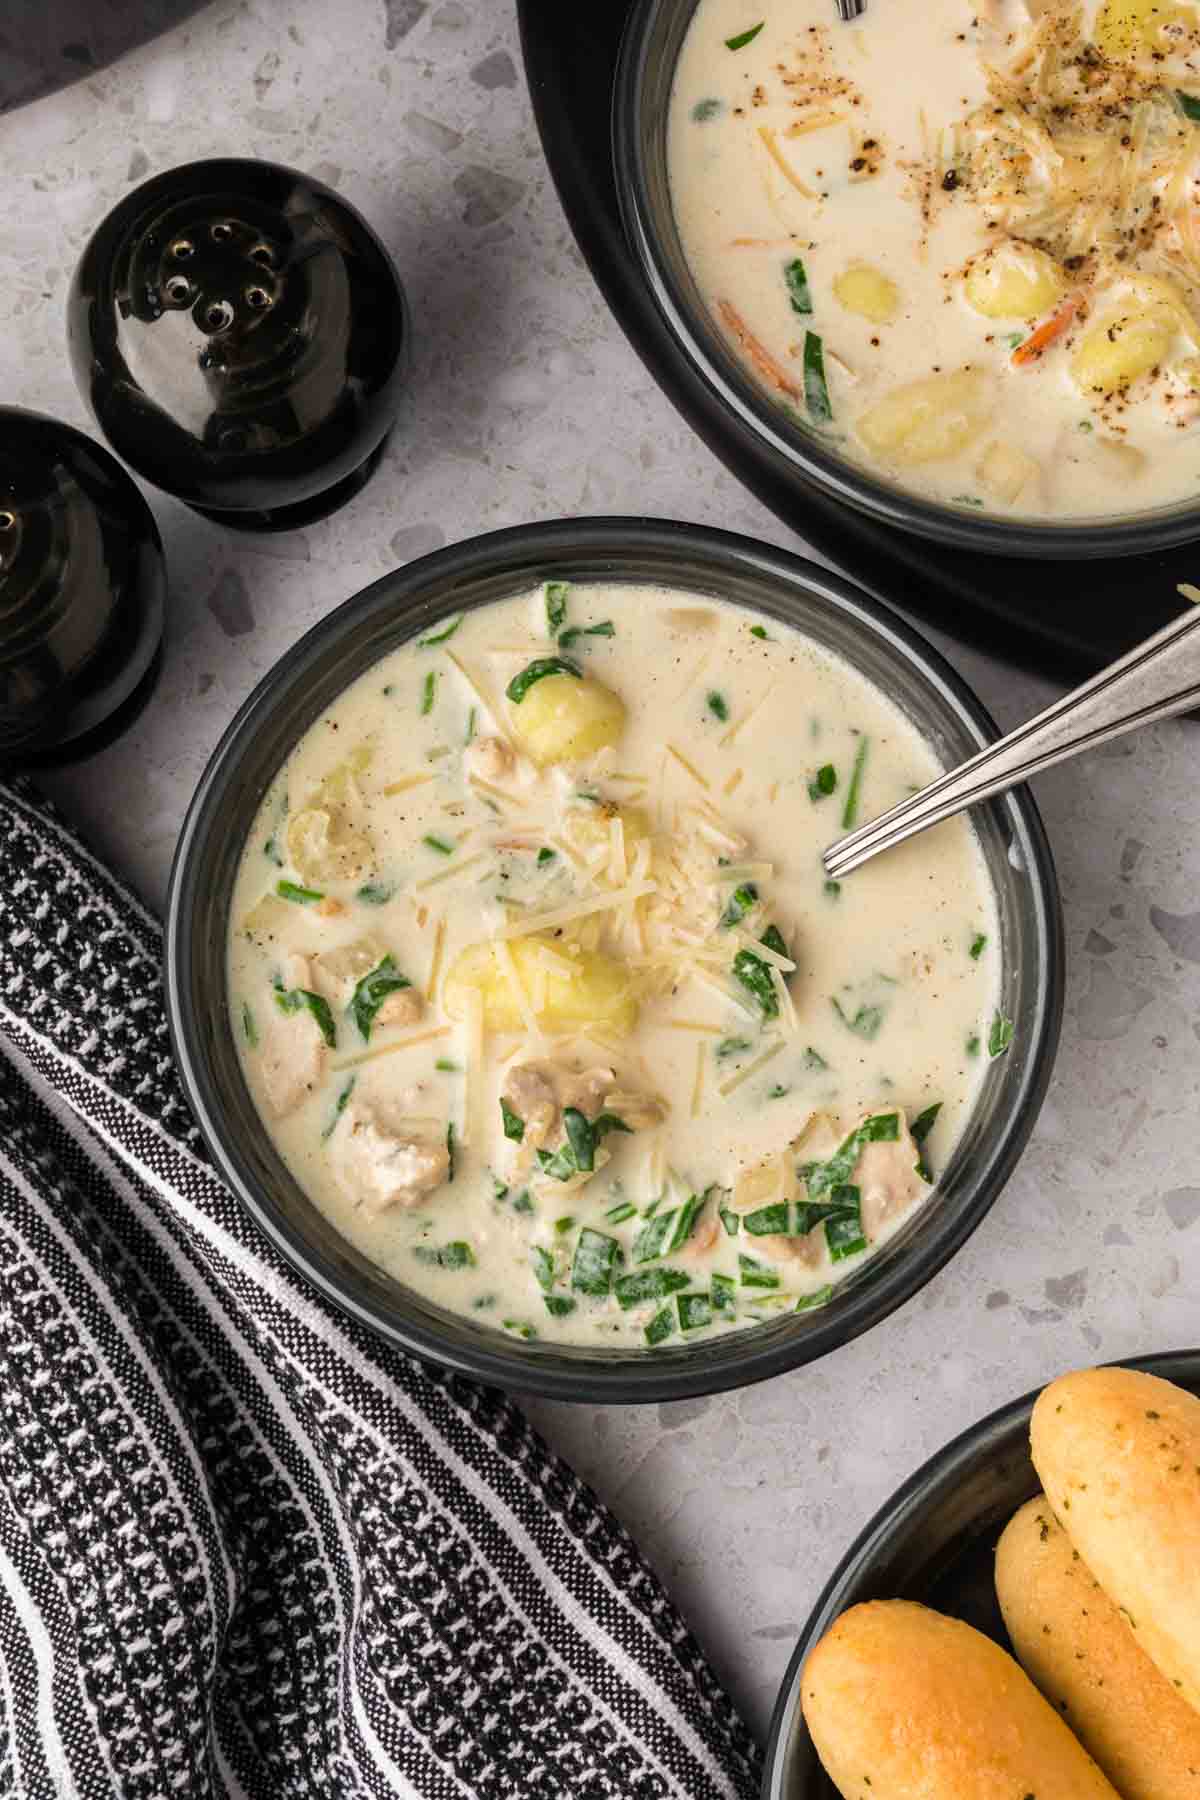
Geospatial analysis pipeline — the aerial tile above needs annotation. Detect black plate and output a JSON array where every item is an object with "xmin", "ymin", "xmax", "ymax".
[
  {"xmin": 759, "ymin": 1348, "xmax": 1200, "ymax": 1797},
  {"xmin": 516, "ymin": 0, "xmax": 1198, "ymax": 683}
]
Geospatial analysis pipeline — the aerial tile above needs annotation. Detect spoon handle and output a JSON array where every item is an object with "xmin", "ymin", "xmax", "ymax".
[{"xmin": 824, "ymin": 601, "xmax": 1200, "ymax": 880}]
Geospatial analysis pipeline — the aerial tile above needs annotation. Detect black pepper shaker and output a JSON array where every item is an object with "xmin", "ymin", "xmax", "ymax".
[
  {"xmin": 67, "ymin": 158, "xmax": 409, "ymax": 532},
  {"xmin": 0, "ymin": 407, "xmax": 165, "ymax": 765}
]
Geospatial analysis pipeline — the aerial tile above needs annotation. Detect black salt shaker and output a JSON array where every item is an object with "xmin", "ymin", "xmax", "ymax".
[
  {"xmin": 67, "ymin": 158, "xmax": 409, "ymax": 531},
  {"xmin": 0, "ymin": 407, "xmax": 165, "ymax": 765}
]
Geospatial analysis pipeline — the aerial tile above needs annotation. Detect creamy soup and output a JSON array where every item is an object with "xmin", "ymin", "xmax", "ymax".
[
  {"xmin": 227, "ymin": 584, "xmax": 1003, "ymax": 1349},
  {"xmin": 669, "ymin": 0, "xmax": 1200, "ymax": 519}
]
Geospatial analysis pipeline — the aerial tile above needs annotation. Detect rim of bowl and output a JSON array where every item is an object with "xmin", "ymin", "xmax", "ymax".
[
  {"xmin": 612, "ymin": 0, "xmax": 1200, "ymax": 561},
  {"xmin": 759, "ymin": 1346, "xmax": 1200, "ymax": 1797},
  {"xmin": 164, "ymin": 515, "xmax": 1064, "ymax": 1402}
]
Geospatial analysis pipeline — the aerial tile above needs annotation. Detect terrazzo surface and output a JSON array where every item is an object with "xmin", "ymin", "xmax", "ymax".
[{"xmin": 2, "ymin": 0, "xmax": 1198, "ymax": 1744}]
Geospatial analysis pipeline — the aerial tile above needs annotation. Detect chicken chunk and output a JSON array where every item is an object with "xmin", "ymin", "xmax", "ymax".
[
  {"xmin": 558, "ymin": 1066, "xmax": 616, "ymax": 1120},
  {"xmin": 329, "ymin": 1098, "xmax": 450, "ymax": 1217},
  {"xmin": 465, "ymin": 735, "xmax": 515, "ymax": 785},
  {"xmin": 258, "ymin": 1004, "xmax": 325, "ymax": 1120},
  {"xmin": 857, "ymin": 1115, "xmax": 928, "ymax": 1241},
  {"xmin": 680, "ymin": 1198, "xmax": 722, "ymax": 1262},
  {"xmin": 375, "ymin": 988, "xmax": 424, "ymax": 1029},
  {"xmin": 502, "ymin": 1063, "xmax": 559, "ymax": 1147}
]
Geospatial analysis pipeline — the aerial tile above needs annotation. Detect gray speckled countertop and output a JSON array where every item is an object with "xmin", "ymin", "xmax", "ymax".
[{"xmin": 5, "ymin": 0, "xmax": 1199, "ymax": 1744}]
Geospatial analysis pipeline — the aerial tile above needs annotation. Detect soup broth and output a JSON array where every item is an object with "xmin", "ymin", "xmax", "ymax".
[{"xmin": 227, "ymin": 583, "xmax": 1001, "ymax": 1349}]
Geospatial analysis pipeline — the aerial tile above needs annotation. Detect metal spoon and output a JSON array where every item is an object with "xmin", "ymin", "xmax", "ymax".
[
  {"xmin": 823, "ymin": 601, "xmax": 1200, "ymax": 880},
  {"xmin": 834, "ymin": 0, "xmax": 866, "ymax": 18}
]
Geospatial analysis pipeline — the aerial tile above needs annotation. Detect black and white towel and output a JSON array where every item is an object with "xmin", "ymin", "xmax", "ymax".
[{"xmin": 0, "ymin": 777, "xmax": 761, "ymax": 1800}]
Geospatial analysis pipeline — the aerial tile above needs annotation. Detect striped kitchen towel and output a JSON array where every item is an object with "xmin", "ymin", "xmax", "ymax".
[{"xmin": 0, "ymin": 776, "xmax": 761, "ymax": 1800}]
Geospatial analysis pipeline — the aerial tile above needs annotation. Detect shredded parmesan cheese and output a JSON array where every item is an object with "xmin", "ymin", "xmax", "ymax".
[
  {"xmin": 495, "ymin": 879, "xmax": 658, "ymax": 941},
  {"xmin": 333, "ymin": 1025, "xmax": 452, "ymax": 1071},
  {"xmin": 416, "ymin": 850, "xmax": 489, "ymax": 891},
  {"xmin": 718, "ymin": 1036, "xmax": 786, "ymax": 1097},
  {"xmin": 758, "ymin": 125, "xmax": 818, "ymax": 198},
  {"xmin": 690, "ymin": 1041, "xmax": 706, "ymax": 1119},
  {"xmin": 425, "ymin": 917, "xmax": 446, "ymax": 1001},
  {"xmin": 383, "ymin": 773, "xmax": 435, "ymax": 797}
]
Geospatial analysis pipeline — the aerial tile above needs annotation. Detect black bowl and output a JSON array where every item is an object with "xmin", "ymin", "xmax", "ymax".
[
  {"xmin": 761, "ymin": 1348, "xmax": 1200, "ymax": 1797},
  {"xmin": 164, "ymin": 517, "xmax": 1063, "ymax": 1401},
  {"xmin": 613, "ymin": 0, "xmax": 1200, "ymax": 560}
]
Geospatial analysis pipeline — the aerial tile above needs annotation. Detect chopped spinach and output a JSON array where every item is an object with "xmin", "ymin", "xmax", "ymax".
[
  {"xmin": 733, "ymin": 924, "xmax": 790, "ymax": 1019},
  {"xmin": 242, "ymin": 1001, "xmax": 257, "ymax": 1046},
  {"xmin": 349, "ymin": 954, "xmax": 412, "ymax": 1041},
  {"xmin": 356, "ymin": 881, "xmax": 395, "ymax": 906},
  {"xmin": 417, "ymin": 614, "xmax": 463, "ymax": 647},
  {"xmin": 645, "ymin": 1306, "xmax": 674, "ymax": 1346},
  {"xmin": 413, "ymin": 1240, "xmax": 475, "ymax": 1269},
  {"xmin": 716, "ymin": 1036, "xmax": 751, "ymax": 1061},
  {"xmin": 711, "ymin": 1271, "xmax": 736, "ymax": 1315},
  {"xmin": 276, "ymin": 879, "xmax": 324, "ymax": 906},
  {"xmin": 558, "ymin": 621, "xmax": 615, "ymax": 651},
  {"xmin": 831, "ymin": 995, "xmax": 884, "ymax": 1040},
  {"xmin": 823, "ymin": 879, "xmax": 842, "ymax": 900},
  {"xmin": 738, "ymin": 1253, "xmax": 780, "ymax": 1290},
  {"xmin": 500, "ymin": 1098, "xmax": 525, "ymax": 1142},
  {"xmin": 803, "ymin": 1046, "xmax": 829, "ymax": 1072},
  {"xmin": 794, "ymin": 1183, "xmax": 865, "ymax": 1261},
  {"xmin": 423, "ymin": 834, "xmax": 454, "ymax": 856},
  {"xmin": 503, "ymin": 1318, "xmax": 537, "ymax": 1340},
  {"xmin": 718, "ymin": 1201, "xmax": 741, "ymax": 1237},
  {"xmin": 605, "ymin": 1200, "xmax": 637, "ymax": 1225},
  {"xmin": 465, "ymin": 706, "xmax": 477, "ymax": 745},
  {"xmin": 507, "ymin": 656, "xmax": 582, "ymax": 704},
  {"xmin": 725, "ymin": 21, "xmax": 764, "ymax": 49},
  {"xmin": 691, "ymin": 97, "xmax": 723, "ymax": 122},
  {"xmin": 435, "ymin": 1058, "xmax": 460, "ymax": 1073},
  {"xmin": 531, "ymin": 1245, "xmax": 556, "ymax": 1291},
  {"xmin": 544, "ymin": 1295, "xmax": 577, "ymax": 1318},
  {"xmin": 801, "ymin": 1111, "xmax": 899, "ymax": 1201},
  {"xmin": 446, "ymin": 1121, "xmax": 456, "ymax": 1182},
  {"xmin": 841, "ymin": 736, "xmax": 869, "ymax": 828},
  {"xmin": 910, "ymin": 1101, "xmax": 942, "ymax": 1181},
  {"xmin": 614, "ymin": 1267, "xmax": 691, "ymax": 1310},
  {"xmin": 803, "ymin": 331, "xmax": 833, "ymax": 424},
  {"xmin": 966, "ymin": 1032, "xmax": 981, "ymax": 1058},
  {"xmin": 795, "ymin": 1284, "xmax": 834, "ymax": 1313},
  {"xmin": 570, "ymin": 1228, "xmax": 622, "ymax": 1297},
  {"xmin": 969, "ymin": 931, "xmax": 988, "ymax": 959},
  {"xmin": 321, "ymin": 1075, "xmax": 356, "ymax": 1140},
  {"xmin": 744, "ymin": 1201, "xmax": 791, "ymax": 1235},
  {"xmin": 749, "ymin": 625, "xmax": 771, "ymax": 640},
  {"xmin": 544, "ymin": 581, "xmax": 569, "ymax": 635},
  {"xmin": 808, "ymin": 763, "xmax": 837, "ymax": 802},
  {"xmin": 989, "ymin": 1010, "xmax": 1014, "ymax": 1057},
  {"xmin": 274, "ymin": 983, "xmax": 337, "ymax": 1048},
  {"xmin": 537, "ymin": 1110, "xmax": 630, "ymax": 1180},
  {"xmin": 1178, "ymin": 89, "xmax": 1200, "ymax": 119},
  {"xmin": 785, "ymin": 257, "xmax": 812, "ymax": 317},
  {"xmin": 719, "ymin": 882, "xmax": 758, "ymax": 929},
  {"xmin": 420, "ymin": 670, "xmax": 438, "ymax": 716},
  {"xmin": 677, "ymin": 1293, "xmax": 713, "ymax": 1332},
  {"xmin": 707, "ymin": 690, "xmax": 729, "ymax": 722},
  {"xmin": 537, "ymin": 847, "xmax": 556, "ymax": 867}
]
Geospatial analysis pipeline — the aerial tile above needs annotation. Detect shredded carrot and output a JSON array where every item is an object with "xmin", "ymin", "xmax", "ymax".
[
  {"xmin": 1012, "ymin": 292, "xmax": 1082, "ymax": 367},
  {"xmin": 715, "ymin": 299, "xmax": 804, "ymax": 402}
]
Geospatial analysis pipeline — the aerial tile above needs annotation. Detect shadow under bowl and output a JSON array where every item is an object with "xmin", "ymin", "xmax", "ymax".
[
  {"xmin": 761, "ymin": 1348, "xmax": 1200, "ymax": 1798},
  {"xmin": 613, "ymin": 0, "xmax": 1200, "ymax": 560},
  {"xmin": 165, "ymin": 516, "xmax": 1063, "ymax": 1402}
]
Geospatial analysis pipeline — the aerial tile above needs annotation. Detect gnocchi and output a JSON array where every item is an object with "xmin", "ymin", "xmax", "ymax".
[
  {"xmin": 857, "ymin": 370, "xmax": 993, "ymax": 466},
  {"xmin": 833, "ymin": 265, "xmax": 900, "ymax": 325},
  {"xmin": 1072, "ymin": 306, "xmax": 1174, "ymax": 394},
  {"xmin": 442, "ymin": 936, "xmax": 640, "ymax": 1036},
  {"xmin": 963, "ymin": 244, "xmax": 1065, "ymax": 322},
  {"xmin": 507, "ymin": 672, "xmax": 626, "ymax": 766}
]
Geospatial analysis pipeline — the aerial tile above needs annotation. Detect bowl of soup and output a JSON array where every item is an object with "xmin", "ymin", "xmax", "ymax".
[
  {"xmin": 614, "ymin": 0, "xmax": 1200, "ymax": 555},
  {"xmin": 165, "ymin": 517, "xmax": 1062, "ymax": 1400}
]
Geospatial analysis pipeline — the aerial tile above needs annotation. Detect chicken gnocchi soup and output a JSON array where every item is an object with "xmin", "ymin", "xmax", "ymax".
[
  {"xmin": 669, "ymin": 0, "xmax": 1200, "ymax": 518},
  {"xmin": 228, "ymin": 584, "xmax": 1003, "ymax": 1349}
]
